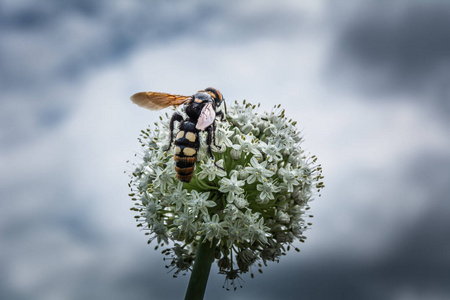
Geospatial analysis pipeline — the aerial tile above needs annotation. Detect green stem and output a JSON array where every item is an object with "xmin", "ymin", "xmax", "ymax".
[{"xmin": 184, "ymin": 239, "xmax": 216, "ymax": 300}]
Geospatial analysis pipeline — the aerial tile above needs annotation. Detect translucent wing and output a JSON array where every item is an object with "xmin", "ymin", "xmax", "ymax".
[
  {"xmin": 196, "ymin": 103, "xmax": 216, "ymax": 130},
  {"xmin": 130, "ymin": 92, "xmax": 192, "ymax": 110}
]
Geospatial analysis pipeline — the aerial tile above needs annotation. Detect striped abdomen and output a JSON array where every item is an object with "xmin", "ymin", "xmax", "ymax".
[{"xmin": 174, "ymin": 122, "xmax": 199, "ymax": 182}]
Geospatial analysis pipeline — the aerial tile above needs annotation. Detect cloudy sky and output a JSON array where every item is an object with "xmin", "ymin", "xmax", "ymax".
[{"xmin": 1, "ymin": 1, "xmax": 449, "ymax": 299}]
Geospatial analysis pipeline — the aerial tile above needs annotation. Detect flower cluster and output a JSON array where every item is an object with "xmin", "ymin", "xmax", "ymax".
[{"xmin": 128, "ymin": 100, "xmax": 324, "ymax": 287}]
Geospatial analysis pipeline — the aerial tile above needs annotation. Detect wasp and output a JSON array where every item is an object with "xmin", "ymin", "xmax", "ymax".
[{"xmin": 131, "ymin": 87, "xmax": 226, "ymax": 182}]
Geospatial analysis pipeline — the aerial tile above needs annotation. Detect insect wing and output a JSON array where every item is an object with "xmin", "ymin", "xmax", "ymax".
[
  {"xmin": 130, "ymin": 92, "xmax": 191, "ymax": 110},
  {"xmin": 196, "ymin": 103, "xmax": 216, "ymax": 130}
]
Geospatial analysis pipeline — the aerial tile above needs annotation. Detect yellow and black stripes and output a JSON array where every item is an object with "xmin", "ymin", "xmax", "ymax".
[
  {"xmin": 162, "ymin": 87, "xmax": 225, "ymax": 183},
  {"xmin": 173, "ymin": 122, "xmax": 199, "ymax": 182}
]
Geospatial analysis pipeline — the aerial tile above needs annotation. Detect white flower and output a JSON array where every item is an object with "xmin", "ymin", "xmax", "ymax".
[
  {"xmin": 256, "ymin": 179, "xmax": 280, "ymax": 203},
  {"xmin": 231, "ymin": 134, "xmax": 261, "ymax": 157},
  {"xmin": 188, "ymin": 191, "xmax": 216, "ymax": 217},
  {"xmin": 278, "ymin": 163, "xmax": 301, "ymax": 193},
  {"xmin": 244, "ymin": 214, "xmax": 269, "ymax": 244},
  {"xmin": 153, "ymin": 165, "xmax": 176, "ymax": 192},
  {"xmin": 218, "ymin": 172, "xmax": 245, "ymax": 195},
  {"xmin": 173, "ymin": 208, "xmax": 197, "ymax": 237},
  {"xmin": 258, "ymin": 141, "xmax": 283, "ymax": 163},
  {"xmin": 229, "ymin": 104, "xmax": 254, "ymax": 126},
  {"xmin": 164, "ymin": 182, "xmax": 189, "ymax": 210},
  {"xmin": 225, "ymin": 218, "xmax": 245, "ymax": 248},
  {"xmin": 245, "ymin": 156, "xmax": 275, "ymax": 184},
  {"xmin": 214, "ymin": 122, "xmax": 234, "ymax": 148},
  {"xmin": 202, "ymin": 214, "xmax": 228, "ymax": 241},
  {"xmin": 223, "ymin": 203, "xmax": 241, "ymax": 221},
  {"xmin": 146, "ymin": 201, "xmax": 162, "ymax": 219},
  {"xmin": 152, "ymin": 221, "xmax": 169, "ymax": 244},
  {"xmin": 128, "ymin": 99, "xmax": 324, "ymax": 284},
  {"xmin": 197, "ymin": 159, "xmax": 227, "ymax": 181}
]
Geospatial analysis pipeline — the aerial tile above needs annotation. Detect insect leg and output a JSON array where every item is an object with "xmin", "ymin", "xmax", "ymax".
[
  {"xmin": 206, "ymin": 124, "xmax": 225, "ymax": 170},
  {"xmin": 165, "ymin": 112, "xmax": 184, "ymax": 151},
  {"xmin": 216, "ymin": 110, "xmax": 225, "ymax": 122},
  {"xmin": 211, "ymin": 122, "xmax": 223, "ymax": 151},
  {"xmin": 215, "ymin": 99, "xmax": 227, "ymax": 122},
  {"xmin": 221, "ymin": 101, "xmax": 227, "ymax": 120}
]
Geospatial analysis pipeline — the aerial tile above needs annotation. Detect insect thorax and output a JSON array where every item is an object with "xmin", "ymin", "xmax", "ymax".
[{"xmin": 185, "ymin": 92, "xmax": 213, "ymax": 121}]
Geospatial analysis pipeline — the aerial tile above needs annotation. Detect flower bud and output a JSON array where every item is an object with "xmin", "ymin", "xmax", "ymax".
[
  {"xmin": 276, "ymin": 211, "xmax": 290, "ymax": 224},
  {"xmin": 241, "ymin": 123, "xmax": 254, "ymax": 134},
  {"xmin": 218, "ymin": 256, "xmax": 231, "ymax": 271},
  {"xmin": 234, "ymin": 196, "xmax": 249, "ymax": 209},
  {"xmin": 230, "ymin": 148, "xmax": 242, "ymax": 160}
]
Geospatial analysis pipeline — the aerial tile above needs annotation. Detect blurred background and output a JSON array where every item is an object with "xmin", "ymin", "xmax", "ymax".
[{"xmin": 1, "ymin": 1, "xmax": 449, "ymax": 299}]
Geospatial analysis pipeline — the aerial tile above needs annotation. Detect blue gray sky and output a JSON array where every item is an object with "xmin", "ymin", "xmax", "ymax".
[{"xmin": 1, "ymin": 1, "xmax": 449, "ymax": 299}]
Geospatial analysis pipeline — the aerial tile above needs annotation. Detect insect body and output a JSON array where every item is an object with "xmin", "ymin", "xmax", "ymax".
[{"xmin": 131, "ymin": 87, "xmax": 226, "ymax": 182}]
